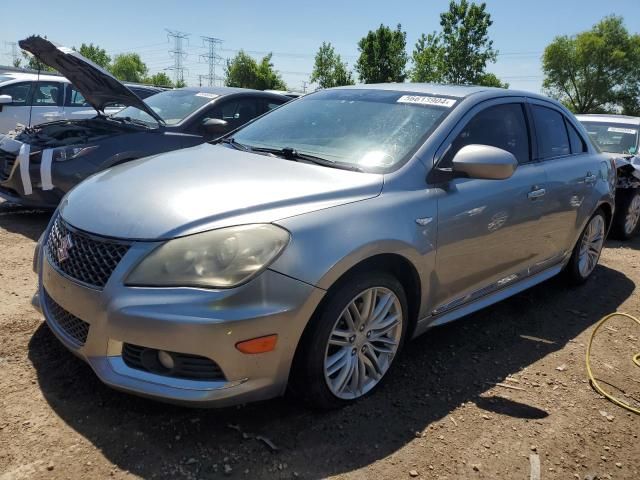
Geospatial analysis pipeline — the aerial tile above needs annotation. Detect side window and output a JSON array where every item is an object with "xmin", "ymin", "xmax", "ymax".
[
  {"xmin": 441, "ymin": 103, "xmax": 530, "ymax": 167},
  {"xmin": 209, "ymin": 100, "xmax": 240, "ymax": 121},
  {"xmin": 531, "ymin": 105, "xmax": 570, "ymax": 159},
  {"xmin": 30, "ymin": 82, "xmax": 63, "ymax": 106},
  {"xmin": 233, "ymin": 98, "xmax": 260, "ymax": 123},
  {"xmin": 266, "ymin": 100, "xmax": 284, "ymax": 112},
  {"xmin": 65, "ymin": 85, "xmax": 90, "ymax": 107},
  {"xmin": 566, "ymin": 120, "xmax": 587, "ymax": 154},
  {"xmin": 0, "ymin": 82, "xmax": 32, "ymax": 106}
]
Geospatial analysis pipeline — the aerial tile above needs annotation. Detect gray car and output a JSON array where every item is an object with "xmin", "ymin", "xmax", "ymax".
[{"xmin": 32, "ymin": 84, "xmax": 615, "ymax": 409}]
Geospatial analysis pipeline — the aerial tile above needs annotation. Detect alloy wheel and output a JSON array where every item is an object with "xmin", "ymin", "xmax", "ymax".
[
  {"xmin": 624, "ymin": 193, "xmax": 640, "ymax": 236},
  {"xmin": 323, "ymin": 287, "xmax": 403, "ymax": 400},
  {"xmin": 578, "ymin": 214, "xmax": 605, "ymax": 278}
]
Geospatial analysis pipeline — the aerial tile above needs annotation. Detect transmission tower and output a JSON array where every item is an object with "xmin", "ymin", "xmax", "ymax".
[
  {"xmin": 166, "ymin": 29, "xmax": 189, "ymax": 85},
  {"xmin": 200, "ymin": 36, "xmax": 223, "ymax": 87},
  {"xmin": 4, "ymin": 42, "xmax": 19, "ymax": 67}
]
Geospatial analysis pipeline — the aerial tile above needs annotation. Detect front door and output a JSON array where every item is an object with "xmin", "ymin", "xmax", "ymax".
[
  {"xmin": 28, "ymin": 81, "xmax": 65, "ymax": 126},
  {"xmin": 0, "ymin": 81, "xmax": 32, "ymax": 133},
  {"xmin": 432, "ymin": 101, "xmax": 548, "ymax": 313}
]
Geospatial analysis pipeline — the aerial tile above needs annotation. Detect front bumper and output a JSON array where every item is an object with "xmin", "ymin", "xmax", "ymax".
[{"xmin": 33, "ymin": 240, "xmax": 324, "ymax": 407}]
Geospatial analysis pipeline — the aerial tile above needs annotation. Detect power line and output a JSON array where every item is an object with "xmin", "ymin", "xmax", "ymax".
[
  {"xmin": 200, "ymin": 36, "xmax": 223, "ymax": 87},
  {"xmin": 166, "ymin": 29, "xmax": 189, "ymax": 85}
]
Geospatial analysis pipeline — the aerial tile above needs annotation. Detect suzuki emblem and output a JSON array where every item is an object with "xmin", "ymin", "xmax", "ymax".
[{"xmin": 57, "ymin": 234, "xmax": 73, "ymax": 263}]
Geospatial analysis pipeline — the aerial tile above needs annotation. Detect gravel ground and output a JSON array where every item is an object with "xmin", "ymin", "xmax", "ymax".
[{"xmin": 0, "ymin": 200, "xmax": 638, "ymax": 480}]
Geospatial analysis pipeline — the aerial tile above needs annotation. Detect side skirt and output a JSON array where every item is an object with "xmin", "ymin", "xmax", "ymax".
[{"xmin": 412, "ymin": 264, "xmax": 564, "ymax": 337}]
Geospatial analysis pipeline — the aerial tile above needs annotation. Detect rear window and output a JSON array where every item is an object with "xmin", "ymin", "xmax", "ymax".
[
  {"xmin": 532, "ymin": 105, "xmax": 570, "ymax": 159},
  {"xmin": 581, "ymin": 121, "xmax": 638, "ymax": 155}
]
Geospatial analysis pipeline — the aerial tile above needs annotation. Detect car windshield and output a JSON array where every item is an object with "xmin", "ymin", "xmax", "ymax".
[
  {"xmin": 112, "ymin": 89, "xmax": 219, "ymax": 126},
  {"xmin": 230, "ymin": 89, "xmax": 455, "ymax": 172},
  {"xmin": 582, "ymin": 121, "xmax": 639, "ymax": 155}
]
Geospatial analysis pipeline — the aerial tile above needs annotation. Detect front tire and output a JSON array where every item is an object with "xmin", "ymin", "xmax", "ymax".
[
  {"xmin": 610, "ymin": 188, "xmax": 640, "ymax": 240},
  {"xmin": 564, "ymin": 209, "xmax": 606, "ymax": 284},
  {"xmin": 291, "ymin": 271, "xmax": 408, "ymax": 409}
]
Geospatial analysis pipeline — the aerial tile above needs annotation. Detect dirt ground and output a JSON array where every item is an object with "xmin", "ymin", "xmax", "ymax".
[{"xmin": 0, "ymin": 199, "xmax": 638, "ymax": 480}]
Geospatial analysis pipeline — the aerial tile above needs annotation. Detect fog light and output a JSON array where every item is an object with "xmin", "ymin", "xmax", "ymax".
[{"xmin": 157, "ymin": 350, "xmax": 175, "ymax": 369}]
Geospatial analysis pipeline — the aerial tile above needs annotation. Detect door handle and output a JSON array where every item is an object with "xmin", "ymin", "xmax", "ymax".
[
  {"xmin": 528, "ymin": 187, "xmax": 546, "ymax": 200},
  {"xmin": 584, "ymin": 172, "xmax": 597, "ymax": 184}
]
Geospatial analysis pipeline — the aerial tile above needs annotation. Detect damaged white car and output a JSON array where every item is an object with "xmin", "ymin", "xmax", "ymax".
[{"xmin": 577, "ymin": 114, "xmax": 640, "ymax": 240}]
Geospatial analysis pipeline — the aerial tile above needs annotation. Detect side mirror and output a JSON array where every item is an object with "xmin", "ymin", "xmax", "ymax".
[
  {"xmin": 0, "ymin": 95, "xmax": 12, "ymax": 111},
  {"xmin": 202, "ymin": 117, "xmax": 228, "ymax": 134},
  {"xmin": 452, "ymin": 144, "xmax": 518, "ymax": 180}
]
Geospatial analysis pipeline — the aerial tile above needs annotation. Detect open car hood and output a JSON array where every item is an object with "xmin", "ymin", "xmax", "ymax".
[{"xmin": 18, "ymin": 36, "xmax": 164, "ymax": 123}]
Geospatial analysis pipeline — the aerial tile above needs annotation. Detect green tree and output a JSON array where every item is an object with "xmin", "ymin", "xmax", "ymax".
[
  {"xmin": 21, "ymin": 51, "xmax": 55, "ymax": 72},
  {"xmin": 411, "ymin": 1, "xmax": 503, "ymax": 86},
  {"xmin": 12, "ymin": 57, "xmax": 21, "ymax": 68},
  {"xmin": 175, "ymin": 79, "xmax": 187, "ymax": 88},
  {"xmin": 310, "ymin": 42, "xmax": 355, "ymax": 88},
  {"xmin": 355, "ymin": 24, "xmax": 408, "ymax": 83},
  {"xmin": 477, "ymin": 72, "xmax": 509, "ymax": 88},
  {"xmin": 542, "ymin": 15, "xmax": 640, "ymax": 113},
  {"xmin": 225, "ymin": 50, "xmax": 287, "ymax": 90},
  {"xmin": 109, "ymin": 53, "xmax": 148, "ymax": 82},
  {"xmin": 76, "ymin": 43, "xmax": 111, "ymax": 69},
  {"xmin": 143, "ymin": 72, "xmax": 174, "ymax": 87}
]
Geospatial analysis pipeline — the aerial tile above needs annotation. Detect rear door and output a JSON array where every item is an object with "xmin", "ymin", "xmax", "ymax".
[
  {"xmin": 433, "ymin": 99, "xmax": 549, "ymax": 312},
  {"xmin": 529, "ymin": 101, "xmax": 599, "ymax": 258},
  {"xmin": 62, "ymin": 84, "xmax": 97, "ymax": 120},
  {"xmin": 28, "ymin": 80, "xmax": 65, "ymax": 125},
  {"xmin": 0, "ymin": 81, "xmax": 33, "ymax": 132}
]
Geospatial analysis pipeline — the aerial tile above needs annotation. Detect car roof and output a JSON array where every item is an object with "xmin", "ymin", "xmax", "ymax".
[
  {"xmin": 575, "ymin": 114, "xmax": 640, "ymax": 126},
  {"xmin": 332, "ymin": 82, "xmax": 558, "ymax": 103},
  {"xmin": 0, "ymin": 71, "xmax": 68, "ymax": 83},
  {"xmin": 179, "ymin": 86, "xmax": 287, "ymax": 98}
]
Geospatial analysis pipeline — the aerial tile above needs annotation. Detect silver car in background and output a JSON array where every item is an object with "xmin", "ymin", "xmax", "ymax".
[{"xmin": 32, "ymin": 84, "xmax": 615, "ymax": 408}]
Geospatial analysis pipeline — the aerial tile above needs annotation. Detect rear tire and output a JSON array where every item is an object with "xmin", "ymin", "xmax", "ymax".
[
  {"xmin": 564, "ymin": 209, "xmax": 606, "ymax": 285},
  {"xmin": 610, "ymin": 188, "xmax": 640, "ymax": 240},
  {"xmin": 290, "ymin": 271, "xmax": 408, "ymax": 409}
]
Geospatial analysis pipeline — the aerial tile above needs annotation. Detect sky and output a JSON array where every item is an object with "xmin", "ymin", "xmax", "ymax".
[{"xmin": 2, "ymin": 0, "xmax": 638, "ymax": 93}]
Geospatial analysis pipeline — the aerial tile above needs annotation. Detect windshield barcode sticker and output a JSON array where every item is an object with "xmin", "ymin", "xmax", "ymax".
[
  {"xmin": 397, "ymin": 95, "xmax": 457, "ymax": 108},
  {"xmin": 195, "ymin": 92, "xmax": 219, "ymax": 99},
  {"xmin": 608, "ymin": 127, "xmax": 637, "ymax": 135}
]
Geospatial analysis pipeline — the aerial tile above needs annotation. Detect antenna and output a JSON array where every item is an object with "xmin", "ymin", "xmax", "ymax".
[
  {"xmin": 4, "ymin": 41, "xmax": 19, "ymax": 67},
  {"xmin": 166, "ymin": 29, "xmax": 189, "ymax": 85},
  {"xmin": 200, "ymin": 36, "xmax": 223, "ymax": 87}
]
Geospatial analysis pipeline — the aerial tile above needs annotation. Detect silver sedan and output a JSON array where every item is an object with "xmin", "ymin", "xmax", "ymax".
[{"xmin": 32, "ymin": 84, "xmax": 615, "ymax": 408}]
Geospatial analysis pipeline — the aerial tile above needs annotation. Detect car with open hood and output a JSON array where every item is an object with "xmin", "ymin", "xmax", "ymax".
[
  {"xmin": 0, "ymin": 36, "xmax": 289, "ymax": 208},
  {"xmin": 577, "ymin": 114, "xmax": 640, "ymax": 240},
  {"xmin": 0, "ymin": 69, "xmax": 164, "ymax": 134},
  {"xmin": 32, "ymin": 83, "xmax": 614, "ymax": 409}
]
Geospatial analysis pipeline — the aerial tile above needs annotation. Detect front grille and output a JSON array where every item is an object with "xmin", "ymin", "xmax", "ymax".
[
  {"xmin": 122, "ymin": 343, "xmax": 225, "ymax": 381},
  {"xmin": 43, "ymin": 289, "xmax": 90, "ymax": 347},
  {"xmin": 45, "ymin": 215, "xmax": 130, "ymax": 289},
  {"xmin": 0, "ymin": 150, "xmax": 16, "ymax": 182}
]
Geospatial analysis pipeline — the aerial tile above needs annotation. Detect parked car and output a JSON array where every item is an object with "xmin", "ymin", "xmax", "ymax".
[
  {"xmin": 264, "ymin": 89, "xmax": 305, "ymax": 99},
  {"xmin": 32, "ymin": 84, "xmax": 614, "ymax": 409},
  {"xmin": 0, "ymin": 36, "xmax": 289, "ymax": 208},
  {"xmin": 0, "ymin": 70, "xmax": 163, "ymax": 133},
  {"xmin": 577, "ymin": 114, "xmax": 640, "ymax": 239}
]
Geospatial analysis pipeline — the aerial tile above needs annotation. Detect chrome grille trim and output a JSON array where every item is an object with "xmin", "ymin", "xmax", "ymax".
[{"xmin": 45, "ymin": 215, "xmax": 130, "ymax": 289}]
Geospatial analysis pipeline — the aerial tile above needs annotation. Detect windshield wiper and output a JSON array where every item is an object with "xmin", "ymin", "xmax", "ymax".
[
  {"xmin": 219, "ymin": 137, "xmax": 250, "ymax": 151},
  {"xmin": 249, "ymin": 146, "xmax": 364, "ymax": 172},
  {"xmin": 109, "ymin": 116, "xmax": 154, "ymax": 129}
]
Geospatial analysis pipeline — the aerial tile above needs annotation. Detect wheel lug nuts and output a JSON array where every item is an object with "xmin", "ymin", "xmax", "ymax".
[
  {"xmin": 366, "ymin": 331, "xmax": 371, "ymax": 338},
  {"xmin": 361, "ymin": 345, "xmax": 367, "ymax": 352},
  {"xmin": 349, "ymin": 335, "xmax": 356, "ymax": 343},
  {"xmin": 359, "ymin": 325, "xmax": 365, "ymax": 331},
  {"xmin": 351, "ymin": 348, "xmax": 357, "ymax": 355}
]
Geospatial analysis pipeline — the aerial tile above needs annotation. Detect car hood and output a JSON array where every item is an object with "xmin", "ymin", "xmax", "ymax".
[
  {"xmin": 19, "ymin": 36, "xmax": 163, "ymax": 123},
  {"xmin": 59, "ymin": 144, "xmax": 383, "ymax": 240}
]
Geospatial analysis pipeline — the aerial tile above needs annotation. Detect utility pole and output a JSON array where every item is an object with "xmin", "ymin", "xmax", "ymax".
[
  {"xmin": 200, "ymin": 36, "xmax": 223, "ymax": 87},
  {"xmin": 300, "ymin": 81, "xmax": 308, "ymax": 93},
  {"xmin": 166, "ymin": 29, "xmax": 189, "ymax": 85},
  {"xmin": 4, "ymin": 41, "xmax": 19, "ymax": 67}
]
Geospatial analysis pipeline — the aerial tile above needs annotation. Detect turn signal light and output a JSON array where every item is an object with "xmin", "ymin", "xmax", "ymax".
[{"xmin": 235, "ymin": 334, "xmax": 278, "ymax": 354}]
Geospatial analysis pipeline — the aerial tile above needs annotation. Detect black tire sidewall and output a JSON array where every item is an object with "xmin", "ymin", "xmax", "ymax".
[
  {"xmin": 291, "ymin": 271, "xmax": 409, "ymax": 409},
  {"xmin": 611, "ymin": 188, "xmax": 640, "ymax": 240}
]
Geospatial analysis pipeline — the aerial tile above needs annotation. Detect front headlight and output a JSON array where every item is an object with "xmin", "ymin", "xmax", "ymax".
[
  {"xmin": 53, "ymin": 145, "xmax": 99, "ymax": 162},
  {"xmin": 125, "ymin": 224, "xmax": 290, "ymax": 288}
]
